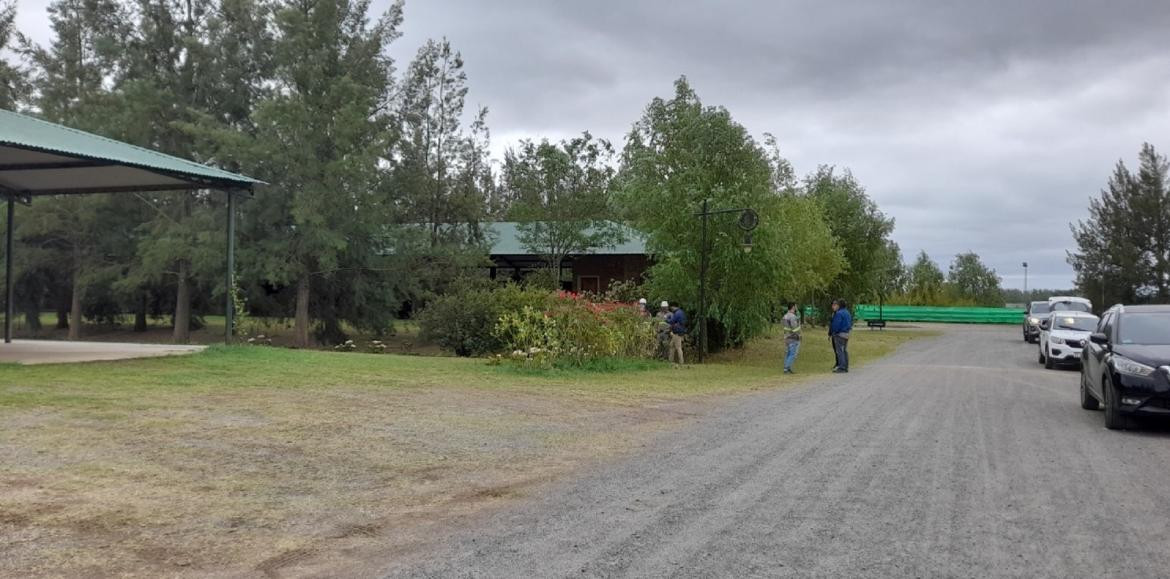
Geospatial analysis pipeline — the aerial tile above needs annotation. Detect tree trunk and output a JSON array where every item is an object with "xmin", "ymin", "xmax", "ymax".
[
  {"xmin": 294, "ymin": 276, "xmax": 310, "ymax": 348},
  {"xmin": 173, "ymin": 260, "xmax": 191, "ymax": 343},
  {"xmin": 68, "ymin": 270, "xmax": 82, "ymax": 341},
  {"xmin": 24, "ymin": 309, "xmax": 42, "ymax": 332},
  {"xmin": 56, "ymin": 306, "xmax": 69, "ymax": 329},
  {"xmin": 134, "ymin": 291, "xmax": 148, "ymax": 333}
]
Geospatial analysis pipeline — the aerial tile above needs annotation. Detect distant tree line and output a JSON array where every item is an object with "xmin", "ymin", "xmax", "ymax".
[
  {"xmin": 883, "ymin": 250, "xmax": 1006, "ymax": 307},
  {"xmin": 0, "ymin": 0, "xmax": 954, "ymax": 347}
]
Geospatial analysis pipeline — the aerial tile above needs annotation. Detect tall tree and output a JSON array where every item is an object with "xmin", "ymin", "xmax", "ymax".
[
  {"xmin": 0, "ymin": 1, "xmax": 28, "ymax": 109},
  {"xmin": 393, "ymin": 37, "xmax": 490, "ymax": 245},
  {"xmin": 619, "ymin": 77, "xmax": 842, "ymax": 349},
  {"xmin": 18, "ymin": 0, "xmax": 130, "ymax": 339},
  {"xmin": 1070, "ymin": 143, "xmax": 1170, "ymax": 305},
  {"xmin": 248, "ymin": 0, "xmax": 403, "ymax": 346},
  {"xmin": 903, "ymin": 250, "xmax": 945, "ymax": 305},
  {"xmin": 111, "ymin": 0, "xmax": 274, "ymax": 342},
  {"xmin": 503, "ymin": 132, "xmax": 623, "ymax": 287},
  {"xmin": 803, "ymin": 166, "xmax": 896, "ymax": 304},
  {"xmin": 947, "ymin": 251, "xmax": 1004, "ymax": 307}
]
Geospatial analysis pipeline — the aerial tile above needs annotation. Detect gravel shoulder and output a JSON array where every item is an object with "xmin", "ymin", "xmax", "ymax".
[{"xmin": 383, "ymin": 325, "xmax": 1170, "ymax": 578}]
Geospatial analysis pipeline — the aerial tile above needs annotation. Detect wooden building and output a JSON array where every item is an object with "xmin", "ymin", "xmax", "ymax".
[{"xmin": 485, "ymin": 223, "xmax": 649, "ymax": 293}]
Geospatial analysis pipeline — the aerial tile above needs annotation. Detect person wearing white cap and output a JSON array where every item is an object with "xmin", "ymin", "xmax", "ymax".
[
  {"xmin": 638, "ymin": 298, "xmax": 649, "ymax": 317},
  {"xmin": 655, "ymin": 301, "xmax": 672, "ymax": 358}
]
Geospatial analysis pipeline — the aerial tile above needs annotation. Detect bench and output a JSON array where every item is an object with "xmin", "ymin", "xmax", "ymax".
[{"xmin": 866, "ymin": 319, "xmax": 887, "ymax": 330}]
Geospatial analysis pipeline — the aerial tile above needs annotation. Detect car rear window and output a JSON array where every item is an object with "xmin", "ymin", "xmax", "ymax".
[
  {"xmin": 1118, "ymin": 313, "xmax": 1170, "ymax": 345},
  {"xmin": 1051, "ymin": 301, "xmax": 1091, "ymax": 313},
  {"xmin": 1054, "ymin": 316, "xmax": 1098, "ymax": 332},
  {"xmin": 1030, "ymin": 302, "xmax": 1051, "ymax": 314}
]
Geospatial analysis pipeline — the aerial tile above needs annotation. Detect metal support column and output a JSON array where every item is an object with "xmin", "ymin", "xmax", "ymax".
[
  {"xmin": 4, "ymin": 195, "xmax": 13, "ymax": 343},
  {"xmin": 225, "ymin": 190, "xmax": 236, "ymax": 344},
  {"xmin": 697, "ymin": 199, "xmax": 709, "ymax": 363}
]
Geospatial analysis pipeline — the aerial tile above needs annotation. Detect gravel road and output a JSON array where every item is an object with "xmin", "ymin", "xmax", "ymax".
[{"xmin": 383, "ymin": 325, "xmax": 1170, "ymax": 578}]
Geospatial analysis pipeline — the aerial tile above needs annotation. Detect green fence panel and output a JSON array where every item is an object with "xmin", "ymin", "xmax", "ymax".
[{"xmin": 854, "ymin": 305, "xmax": 1024, "ymax": 325}]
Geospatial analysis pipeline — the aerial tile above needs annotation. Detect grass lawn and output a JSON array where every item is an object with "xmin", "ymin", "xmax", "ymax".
[{"xmin": 0, "ymin": 326, "xmax": 931, "ymax": 577}]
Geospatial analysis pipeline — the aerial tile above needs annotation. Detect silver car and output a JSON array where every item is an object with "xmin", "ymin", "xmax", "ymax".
[{"xmin": 1023, "ymin": 300, "xmax": 1051, "ymax": 343}]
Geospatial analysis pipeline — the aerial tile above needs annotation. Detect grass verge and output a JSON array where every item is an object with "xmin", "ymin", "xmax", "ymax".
[{"xmin": 0, "ymin": 326, "xmax": 930, "ymax": 577}]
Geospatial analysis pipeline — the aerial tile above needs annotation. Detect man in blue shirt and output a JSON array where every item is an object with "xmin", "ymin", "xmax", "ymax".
[
  {"xmin": 667, "ymin": 303, "xmax": 687, "ymax": 365},
  {"xmin": 829, "ymin": 299, "xmax": 853, "ymax": 373}
]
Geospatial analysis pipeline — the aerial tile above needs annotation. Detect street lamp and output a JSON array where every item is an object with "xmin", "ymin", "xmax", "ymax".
[
  {"xmin": 1022, "ymin": 262, "xmax": 1028, "ymax": 298},
  {"xmin": 695, "ymin": 199, "xmax": 759, "ymax": 363}
]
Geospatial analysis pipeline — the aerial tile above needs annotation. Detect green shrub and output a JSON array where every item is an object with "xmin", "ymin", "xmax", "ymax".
[{"xmin": 417, "ymin": 283, "xmax": 551, "ymax": 357}]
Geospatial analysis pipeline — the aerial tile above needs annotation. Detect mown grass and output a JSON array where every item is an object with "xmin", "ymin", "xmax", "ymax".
[{"xmin": 0, "ymin": 326, "xmax": 931, "ymax": 577}]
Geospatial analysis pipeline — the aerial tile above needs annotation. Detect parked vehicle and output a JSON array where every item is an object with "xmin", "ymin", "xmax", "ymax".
[
  {"xmin": 1038, "ymin": 311, "xmax": 1098, "ymax": 369},
  {"xmin": 1023, "ymin": 300, "xmax": 1052, "ymax": 343},
  {"xmin": 1080, "ymin": 304, "xmax": 1170, "ymax": 430},
  {"xmin": 1049, "ymin": 296, "xmax": 1092, "ymax": 313}
]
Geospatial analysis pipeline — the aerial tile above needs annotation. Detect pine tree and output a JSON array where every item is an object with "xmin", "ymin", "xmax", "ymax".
[
  {"xmin": 1070, "ymin": 144, "xmax": 1170, "ymax": 304},
  {"xmin": 393, "ymin": 38, "xmax": 491, "ymax": 245},
  {"xmin": 249, "ymin": 0, "xmax": 403, "ymax": 346},
  {"xmin": 0, "ymin": 1, "xmax": 28, "ymax": 109},
  {"xmin": 18, "ymin": 0, "xmax": 131, "ymax": 340}
]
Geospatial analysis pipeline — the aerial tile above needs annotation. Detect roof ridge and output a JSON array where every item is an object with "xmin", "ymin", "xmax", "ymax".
[
  {"xmin": 9, "ymin": 109, "xmax": 213, "ymax": 170},
  {"xmin": 0, "ymin": 108, "xmax": 260, "ymax": 184}
]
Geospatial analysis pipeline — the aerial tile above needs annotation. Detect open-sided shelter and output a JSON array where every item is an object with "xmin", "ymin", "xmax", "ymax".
[{"xmin": 0, "ymin": 108, "xmax": 262, "ymax": 344}]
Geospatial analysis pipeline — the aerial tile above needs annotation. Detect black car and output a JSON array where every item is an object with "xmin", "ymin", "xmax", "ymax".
[
  {"xmin": 1080, "ymin": 304, "xmax": 1170, "ymax": 430},
  {"xmin": 1023, "ymin": 300, "xmax": 1052, "ymax": 343}
]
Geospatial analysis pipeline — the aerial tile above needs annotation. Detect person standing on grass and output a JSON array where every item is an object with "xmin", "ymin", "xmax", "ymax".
[
  {"xmin": 667, "ymin": 302, "xmax": 687, "ymax": 365},
  {"xmin": 656, "ymin": 301, "xmax": 672, "ymax": 359},
  {"xmin": 782, "ymin": 302, "xmax": 802, "ymax": 374},
  {"xmin": 829, "ymin": 299, "xmax": 853, "ymax": 373}
]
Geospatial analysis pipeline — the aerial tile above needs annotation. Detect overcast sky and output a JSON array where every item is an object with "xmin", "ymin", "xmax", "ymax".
[{"xmin": 16, "ymin": 0, "xmax": 1170, "ymax": 290}]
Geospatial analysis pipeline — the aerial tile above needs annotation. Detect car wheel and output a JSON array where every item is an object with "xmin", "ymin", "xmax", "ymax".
[
  {"xmin": 1080, "ymin": 373, "xmax": 1100, "ymax": 410},
  {"xmin": 1038, "ymin": 349, "xmax": 1045, "ymax": 365},
  {"xmin": 1044, "ymin": 348, "xmax": 1055, "ymax": 369},
  {"xmin": 1103, "ymin": 374, "xmax": 1131, "ymax": 430}
]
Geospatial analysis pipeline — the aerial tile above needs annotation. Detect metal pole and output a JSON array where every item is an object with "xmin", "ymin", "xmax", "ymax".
[
  {"xmin": 1100, "ymin": 270, "xmax": 1105, "ymax": 310},
  {"xmin": 698, "ymin": 198, "xmax": 709, "ymax": 363},
  {"xmin": 225, "ymin": 190, "xmax": 236, "ymax": 344},
  {"xmin": 4, "ymin": 196, "xmax": 13, "ymax": 344},
  {"xmin": 1023, "ymin": 264, "xmax": 1028, "ymax": 296}
]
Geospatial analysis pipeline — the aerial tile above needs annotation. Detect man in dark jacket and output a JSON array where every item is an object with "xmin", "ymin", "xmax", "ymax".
[
  {"xmin": 829, "ymin": 299, "xmax": 853, "ymax": 373},
  {"xmin": 667, "ymin": 303, "xmax": 687, "ymax": 365}
]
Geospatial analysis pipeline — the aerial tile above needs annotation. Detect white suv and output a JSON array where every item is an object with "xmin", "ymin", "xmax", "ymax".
[{"xmin": 1038, "ymin": 310, "xmax": 1099, "ymax": 369}]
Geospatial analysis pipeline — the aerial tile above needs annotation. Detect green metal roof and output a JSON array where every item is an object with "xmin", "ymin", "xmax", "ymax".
[
  {"xmin": 487, "ymin": 222, "xmax": 647, "ymax": 255},
  {"xmin": 0, "ymin": 108, "xmax": 262, "ymax": 195}
]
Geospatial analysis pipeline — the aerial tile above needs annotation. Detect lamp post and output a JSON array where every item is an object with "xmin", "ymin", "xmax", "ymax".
[
  {"xmin": 695, "ymin": 199, "xmax": 758, "ymax": 363},
  {"xmin": 1022, "ymin": 262, "xmax": 1029, "ymax": 299}
]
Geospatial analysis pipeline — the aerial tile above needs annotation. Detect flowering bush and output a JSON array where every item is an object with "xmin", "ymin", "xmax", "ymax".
[
  {"xmin": 420, "ymin": 283, "xmax": 657, "ymax": 367},
  {"xmin": 495, "ymin": 293, "xmax": 656, "ymax": 368}
]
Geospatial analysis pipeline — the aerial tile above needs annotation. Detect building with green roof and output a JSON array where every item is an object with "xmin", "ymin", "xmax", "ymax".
[{"xmin": 483, "ymin": 222, "xmax": 649, "ymax": 293}]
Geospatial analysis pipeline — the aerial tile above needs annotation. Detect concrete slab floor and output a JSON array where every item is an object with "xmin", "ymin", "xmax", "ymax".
[{"xmin": 0, "ymin": 340, "xmax": 206, "ymax": 365}]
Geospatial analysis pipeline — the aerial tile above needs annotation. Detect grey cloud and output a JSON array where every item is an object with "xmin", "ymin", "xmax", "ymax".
[{"xmin": 18, "ymin": 0, "xmax": 1170, "ymax": 288}]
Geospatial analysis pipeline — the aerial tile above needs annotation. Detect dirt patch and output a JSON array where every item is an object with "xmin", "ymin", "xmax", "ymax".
[{"xmin": 0, "ymin": 383, "xmax": 710, "ymax": 578}]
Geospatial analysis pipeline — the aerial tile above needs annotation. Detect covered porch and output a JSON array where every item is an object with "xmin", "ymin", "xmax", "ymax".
[{"xmin": 0, "ymin": 108, "xmax": 262, "ymax": 351}]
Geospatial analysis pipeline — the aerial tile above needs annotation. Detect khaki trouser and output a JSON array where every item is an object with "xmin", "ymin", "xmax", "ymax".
[{"xmin": 670, "ymin": 333, "xmax": 685, "ymax": 365}]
